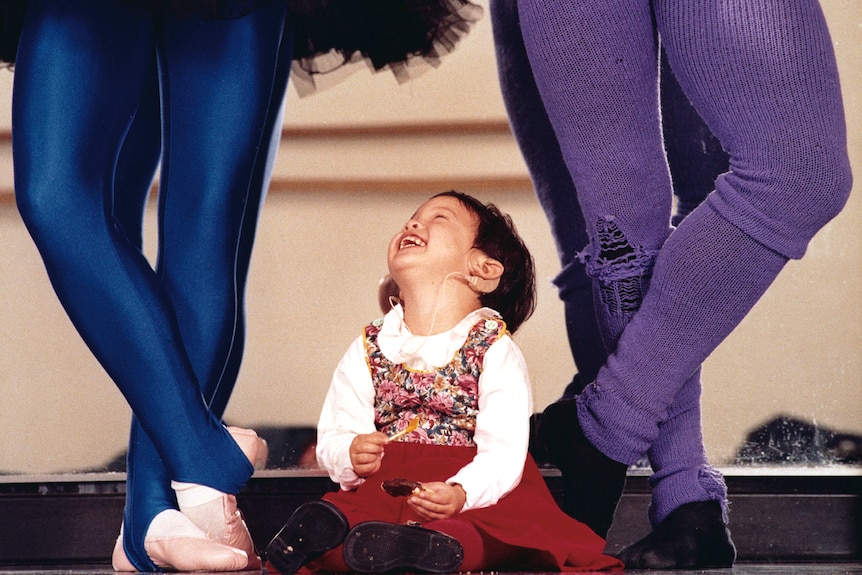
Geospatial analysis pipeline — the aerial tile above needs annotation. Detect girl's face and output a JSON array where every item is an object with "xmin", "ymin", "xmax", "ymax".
[{"xmin": 388, "ymin": 195, "xmax": 479, "ymax": 282}]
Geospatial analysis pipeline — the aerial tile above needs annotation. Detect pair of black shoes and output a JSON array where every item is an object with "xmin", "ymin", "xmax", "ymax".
[
  {"xmin": 538, "ymin": 397, "xmax": 736, "ymax": 569},
  {"xmin": 266, "ymin": 501, "xmax": 464, "ymax": 575}
]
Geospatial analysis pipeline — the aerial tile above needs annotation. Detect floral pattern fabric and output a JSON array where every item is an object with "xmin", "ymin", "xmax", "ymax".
[{"xmin": 364, "ymin": 315, "xmax": 505, "ymax": 447}]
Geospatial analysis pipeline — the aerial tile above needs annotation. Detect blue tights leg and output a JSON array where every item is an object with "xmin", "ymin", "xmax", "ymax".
[
  {"xmin": 14, "ymin": 0, "xmax": 292, "ymax": 569},
  {"xmin": 127, "ymin": 4, "xmax": 292, "ymax": 569}
]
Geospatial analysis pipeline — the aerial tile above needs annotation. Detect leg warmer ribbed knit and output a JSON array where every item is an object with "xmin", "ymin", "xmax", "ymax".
[{"xmin": 518, "ymin": 0, "xmax": 852, "ymax": 523}]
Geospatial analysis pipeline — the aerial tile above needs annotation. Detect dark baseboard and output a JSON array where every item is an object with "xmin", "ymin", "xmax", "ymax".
[{"xmin": 0, "ymin": 470, "xmax": 859, "ymax": 566}]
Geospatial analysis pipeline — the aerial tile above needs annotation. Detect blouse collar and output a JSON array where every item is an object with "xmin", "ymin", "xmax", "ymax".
[{"xmin": 377, "ymin": 304, "xmax": 500, "ymax": 369}]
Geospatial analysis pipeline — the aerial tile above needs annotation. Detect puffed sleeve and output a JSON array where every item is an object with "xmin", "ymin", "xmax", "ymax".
[
  {"xmin": 316, "ymin": 334, "xmax": 378, "ymax": 490},
  {"xmin": 446, "ymin": 335, "xmax": 533, "ymax": 510}
]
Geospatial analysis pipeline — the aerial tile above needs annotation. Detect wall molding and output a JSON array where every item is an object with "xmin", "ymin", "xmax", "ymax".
[{"xmin": 0, "ymin": 119, "xmax": 526, "ymax": 200}]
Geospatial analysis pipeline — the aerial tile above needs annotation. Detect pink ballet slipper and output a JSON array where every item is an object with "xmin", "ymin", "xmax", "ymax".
[
  {"xmin": 111, "ymin": 514, "xmax": 250, "ymax": 572},
  {"xmin": 178, "ymin": 491, "xmax": 262, "ymax": 569},
  {"xmin": 145, "ymin": 536, "xmax": 249, "ymax": 571},
  {"xmin": 223, "ymin": 494, "xmax": 263, "ymax": 570},
  {"xmin": 170, "ymin": 427, "xmax": 266, "ymax": 568},
  {"xmin": 170, "ymin": 427, "xmax": 266, "ymax": 567}
]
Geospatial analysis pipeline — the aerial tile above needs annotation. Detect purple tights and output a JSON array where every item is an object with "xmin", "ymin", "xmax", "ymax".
[{"xmin": 518, "ymin": 0, "xmax": 852, "ymax": 524}]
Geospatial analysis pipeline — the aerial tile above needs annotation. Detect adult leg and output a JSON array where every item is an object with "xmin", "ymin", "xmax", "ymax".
[
  {"xmin": 518, "ymin": 0, "xmax": 672, "ymax": 346},
  {"xmin": 659, "ymin": 49, "xmax": 729, "ymax": 226},
  {"xmin": 576, "ymin": 0, "xmax": 853, "ymax": 476},
  {"xmin": 490, "ymin": 0, "xmax": 729, "ymax": 392},
  {"xmin": 489, "ymin": 0, "xmax": 604, "ymax": 398},
  {"xmin": 497, "ymin": 0, "xmax": 733, "ymax": 551},
  {"xmin": 155, "ymin": 0, "xmax": 292, "ymax": 420},
  {"xmin": 519, "ymin": 0, "xmax": 851, "ymax": 555},
  {"xmin": 130, "ymin": 0, "xmax": 292, "ymax": 564},
  {"xmin": 13, "ymin": 1, "xmax": 256, "ymax": 569},
  {"xmin": 516, "ymin": 0, "xmax": 669, "ymax": 537},
  {"xmin": 610, "ymin": 1, "xmax": 852, "ymax": 567},
  {"xmin": 117, "ymin": 13, "xmax": 291, "ymax": 562},
  {"xmin": 642, "ymin": 52, "xmax": 732, "ymax": 561}
]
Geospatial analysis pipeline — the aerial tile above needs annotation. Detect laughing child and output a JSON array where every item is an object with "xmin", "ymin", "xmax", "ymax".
[{"xmin": 266, "ymin": 191, "xmax": 623, "ymax": 573}]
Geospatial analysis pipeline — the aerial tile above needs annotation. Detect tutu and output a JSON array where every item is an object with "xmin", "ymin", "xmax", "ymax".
[
  {"xmin": 3, "ymin": 0, "xmax": 481, "ymax": 84},
  {"xmin": 288, "ymin": 0, "xmax": 482, "ymax": 95},
  {"xmin": 0, "ymin": 0, "xmax": 26, "ymax": 65}
]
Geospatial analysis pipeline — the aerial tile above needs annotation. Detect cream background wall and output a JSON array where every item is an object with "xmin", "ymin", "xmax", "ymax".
[{"xmin": 0, "ymin": 1, "xmax": 859, "ymax": 474}]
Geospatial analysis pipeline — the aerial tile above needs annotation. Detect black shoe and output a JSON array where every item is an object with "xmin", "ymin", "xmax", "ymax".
[
  {"xmin": 616, "ymin": 500, "xmax": 737, "ymax": 569},
  {"xmin": 266, "ymin": 500, "xmax": 350, "ymax": 575},
  {"xmin": 538, "ymin": 398, "xmax": 628, "ymax": 538},
  {"xmin": 530, "ymin": 376, "xmax": 591, "ymax": 467},
  {"xmin": 528, "ymin": 412, "xmax": 552, "ymax": 466},
  {"xmin": 342, "ymin": 521, "xmax": 463, "ymax": 573}
]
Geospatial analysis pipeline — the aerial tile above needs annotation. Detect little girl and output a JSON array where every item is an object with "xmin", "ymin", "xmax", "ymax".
[{"xmin": 266, "ymin": 191, "xmax": 623, "ymax": 573}]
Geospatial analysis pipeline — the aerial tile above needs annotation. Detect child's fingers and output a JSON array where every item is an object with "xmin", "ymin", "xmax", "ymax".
[
  {"xmin": 408, "ymin": 483, "xmax": 459, "ymax": 520},
  {"xmin": 409, "ymin": 496, "xmax": 455, "ymax": 521}
]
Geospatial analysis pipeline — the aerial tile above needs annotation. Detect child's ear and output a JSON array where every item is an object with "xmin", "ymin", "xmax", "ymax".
[{"xmin": 468, "ymin": 250, "xmax": 504, "ymax": 293}]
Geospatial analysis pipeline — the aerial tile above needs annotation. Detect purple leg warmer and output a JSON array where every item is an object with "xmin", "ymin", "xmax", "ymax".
[
  {"xmin": 519, "ymin": 0, "xmax": 852, "ymax": 523},
  {"xmin": 490, "ymin": 0, "xmax": 607, "ymax": 389},
  {"xmin": 647, "ymin": 368, "xmax": 727, "ymax": 526}
]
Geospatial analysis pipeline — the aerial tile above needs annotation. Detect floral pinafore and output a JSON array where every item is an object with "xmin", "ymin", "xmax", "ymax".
[
  {"xmin": 363, "ymin": 315, "xmax": 506, "ymax": 447},
  {"xmin": 322, "ymin": 312, "xmax": 623, "ymax": 573}
]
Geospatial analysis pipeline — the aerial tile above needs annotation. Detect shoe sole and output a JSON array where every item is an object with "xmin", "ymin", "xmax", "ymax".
[
  {"xmin": 266, "ymin": 500, "xmax": 349, "ymax": 575},
  {"xmin": 343, "ymin": 521, "xmax": 463, "ymax": 573}
]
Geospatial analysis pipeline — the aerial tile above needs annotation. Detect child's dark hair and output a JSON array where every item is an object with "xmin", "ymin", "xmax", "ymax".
[{"xmin": 435, "ymin": 190, "xmax": 536, "ymax": 334}]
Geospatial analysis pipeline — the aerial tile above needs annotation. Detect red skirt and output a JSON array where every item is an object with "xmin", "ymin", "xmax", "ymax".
[{"xmin": 315, "ymin": 443, "xmax": 623, "ymax": 572}]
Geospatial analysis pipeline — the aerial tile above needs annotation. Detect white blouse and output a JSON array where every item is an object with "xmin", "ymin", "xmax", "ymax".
[{"xmin": 316, "ymin": 305, "xmax": 534, "ymax": 511}]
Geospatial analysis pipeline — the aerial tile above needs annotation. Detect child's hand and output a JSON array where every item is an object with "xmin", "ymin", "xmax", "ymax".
[
  {"xmin": 349, "ymin": 432, "xmax": 389, "ymax": 477},
  {"xmin": 407, "ymin": 481, "xmax": 466, "ymax": 521}
]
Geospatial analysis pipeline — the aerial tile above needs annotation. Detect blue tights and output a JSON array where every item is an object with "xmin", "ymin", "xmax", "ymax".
[{"xmin": 13, "ymin": 1, "xmax": 292, "ymax": 569}]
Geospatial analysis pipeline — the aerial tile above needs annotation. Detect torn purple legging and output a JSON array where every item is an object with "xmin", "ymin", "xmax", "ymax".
[{"xmin": 518, "ymin": 0, "xmax": 852, "ymax": 524}]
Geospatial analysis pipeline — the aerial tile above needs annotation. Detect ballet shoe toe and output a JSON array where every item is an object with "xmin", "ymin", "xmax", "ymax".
[
  {"xmin": 222, "ymin": 499, "xmax": 263, "ymax": 570},
  {"xmin": 144, "ymin": 536, "xmax": 250, "ymax": 572}
]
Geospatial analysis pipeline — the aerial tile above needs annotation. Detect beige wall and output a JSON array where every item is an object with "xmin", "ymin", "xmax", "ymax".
[{"xmin": 0, "ymin": 1, "xmax": 860, "ymax": 474}]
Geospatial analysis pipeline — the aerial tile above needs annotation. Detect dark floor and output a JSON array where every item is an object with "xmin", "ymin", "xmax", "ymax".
[
  {"xmin": 0, "ymin": 564, "xmax": 861, "ymax": 575},
  {"xmin": 1, "ymin": 469, "xmax": 859, "ymax": 574}
]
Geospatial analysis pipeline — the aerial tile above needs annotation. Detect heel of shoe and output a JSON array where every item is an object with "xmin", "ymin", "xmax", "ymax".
[
  {"xmin": 111, "ymin": 534, "xmax": 137, "ymax": 572},
  {"xmin": 267, "ymin": 501, "xmax": 349, "ymax": 575},
  {"xmin": 228, "ymin": 426, "xmax": 268, "ymax": 470}
]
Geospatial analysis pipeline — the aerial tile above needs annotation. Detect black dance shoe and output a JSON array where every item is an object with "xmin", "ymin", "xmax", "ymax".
[
  {"xmin": 342, "ymin": 521, "xmax": 464, "ymax": 573},
  {"xmin": 538, "ymin": 398, "xmax": 628, "ymax": 538},
  {"xmin": 616, "ymin": 500, "xmax": 737, "ymax": 569},
  {"xmin": 266, "ymin": 500, "xmax": 350, "ymax": 575}
]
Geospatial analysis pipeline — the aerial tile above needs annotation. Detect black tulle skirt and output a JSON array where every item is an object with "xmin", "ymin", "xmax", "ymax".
[
  {"xmin": 1, "ymin": 0, "xmax": 482, "ymax": 90},
  {"xmin": 287, "ymin": 0, "xmax": 482, "ymax": 94},
  {"xmin": 0, "ymin": 0, "xmax": 25, "ymax": 65}
]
